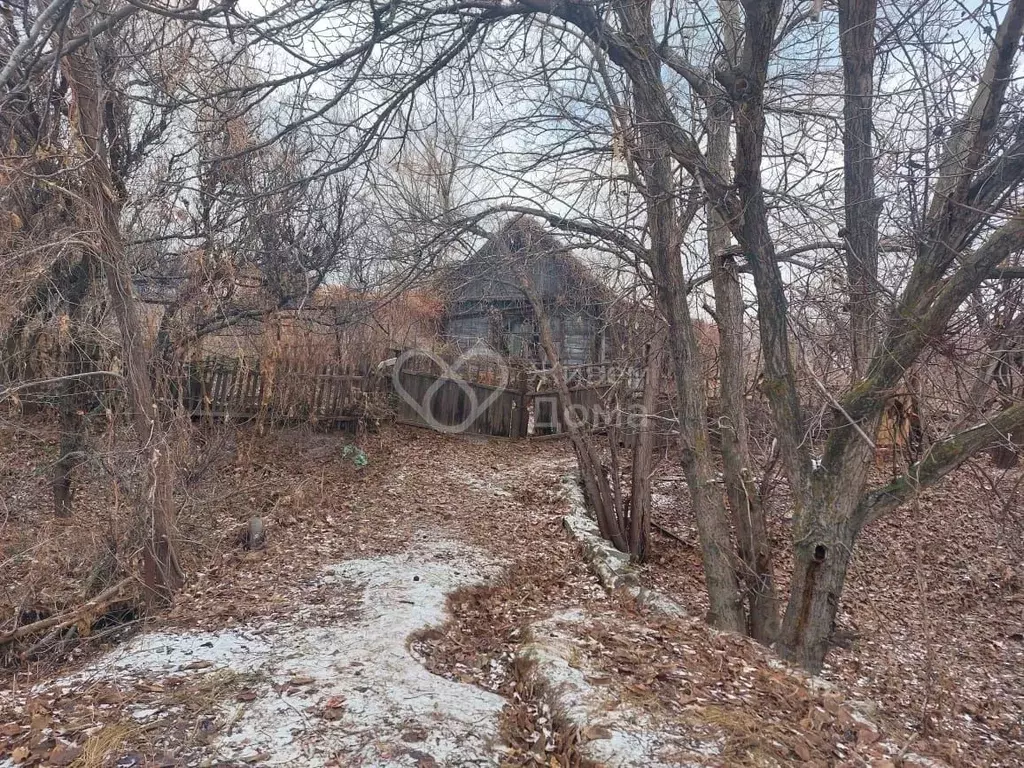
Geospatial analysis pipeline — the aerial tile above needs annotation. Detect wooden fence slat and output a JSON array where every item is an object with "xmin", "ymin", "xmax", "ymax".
[
  {"xmin": 179, "ymin": 356, "xmax": 363, "ymax": 425},
  {"xmin": 317, "ymin": 364, "xmax": 330, "ymax": 418},
  {"xmin": 179, "ymin": 354, "xmax": 633, "ymax": 436}
]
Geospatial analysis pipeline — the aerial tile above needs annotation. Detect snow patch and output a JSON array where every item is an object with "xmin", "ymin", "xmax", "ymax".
[
  {"xmin": 450, "ymin": 468, "xmax": 513, "ymax": 498},
  {"xmin": 561, "ymin": 474, "xmax": 686, "ymax": 618},
  {"xmin": 39, "ymin": 539, "xmax": 507, "ymax": 767},
  {"xmin": 651, "ymin": 491, "xmax": 675, "ymax": 508},
  {"xmin": 520, "ymin": 613, "xmax": 720, "ymax": 767}
]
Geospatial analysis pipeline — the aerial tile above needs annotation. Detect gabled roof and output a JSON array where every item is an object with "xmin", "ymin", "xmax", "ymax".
[{"xmin": 438, "ymin": 216, "xmax": 608, "ymax": 307}]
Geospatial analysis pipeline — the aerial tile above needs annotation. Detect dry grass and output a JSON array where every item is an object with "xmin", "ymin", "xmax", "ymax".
[
  {"xmin": 73, "ymin": 721, "xmax": 139, "ymax": 768},
  {"xmin": 197, "ymin": 287, "xmax": 443, "ymax": 371}
]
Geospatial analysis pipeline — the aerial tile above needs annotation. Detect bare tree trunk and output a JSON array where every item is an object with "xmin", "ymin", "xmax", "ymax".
[
  {"xmin": 633, "ymin": 105, "xmax": 745, "ymax": 631},
  {"xmin": 53, "ymin": 352, "xmax": 86, "ymax": 518},
  {"xmin": 522, "ymin": 281, "xmax": 629, "ymax": 553},
  {"xmin": 52, "ymin": 255, "xmax": 97, "ymax": 518},
  {"xmin": 779, "ymin": 507, "xmax": 858, "ymax": 671},
  {"xmin": 63, "ymin": 24, "xmax": 183, "ymax": 602},
  {"xmin": 103, "ymin": 224, "xmax": 184, "ymax": 603},
  {"xmin": 839, "ymin": 0, "xmax": 882, "ymax": 380},
  {"xmin": 775, "ymin": 0, "xmax": 883, "ymax": 669},
  {"xmin": 704, "ymin": 0, "xmax": 780, "ymax": 641},
  {"xmin": 627, "ymin": 331, "xmax": 663, "ymax": 563},
  {"xmin": 707, "ymin": 106, "xmax": 781, "ymax": 642}
]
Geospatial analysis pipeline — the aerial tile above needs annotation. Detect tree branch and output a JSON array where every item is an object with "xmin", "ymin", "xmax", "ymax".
[{"xmin": 856, "ymin": 400, "xmax": 1024, "ymax": 528}]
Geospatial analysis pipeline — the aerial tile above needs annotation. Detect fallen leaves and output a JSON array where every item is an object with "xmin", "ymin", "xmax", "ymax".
[
  {"xmin": 320, "ymin": 696, "xmax": 345, "ymax": 721},
  {"xmin": 44, "ymin": 743, "xmax": 81, "ymax": 766},
  {"xmin": 3, "ymin": 420, "xmax": 1021, "ymax": 766},
  {"xmin": 9, "ymin": 746, "xmax": 29, "ymax": 764}
]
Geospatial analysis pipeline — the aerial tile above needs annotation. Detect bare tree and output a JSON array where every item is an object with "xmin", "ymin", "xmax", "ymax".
[
  {"xmin": 376, "ymin": 0, "xmax": 1024, "ymax": 669},
  {"xmin": 704, "ymin": 0, "xmax": 780, "ymax": 642},
  {"xmin": 4, "ymin": 0, "xmax": 1023, "ymax": 672},
  {"xmin": 61, "ymin": 6, "xmax": 183, "ymax": 599},
  {"xmin": 516, "ymin": 236, "xmax": 662, "ymax": 561}
]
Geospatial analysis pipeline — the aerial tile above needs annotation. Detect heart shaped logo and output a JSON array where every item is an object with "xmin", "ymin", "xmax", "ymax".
[{"xmin": 392, "ymin": 342, "xmax": 510, "ymax": 434}]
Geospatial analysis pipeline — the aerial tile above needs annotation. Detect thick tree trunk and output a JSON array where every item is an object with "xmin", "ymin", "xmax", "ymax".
[
  {"xmin": 839, "ymin": 0, "xmax": 881, "ymax": 380},
  {"xmin": 777, "ymin": 510, "xmax": 857, "ymax": 672},
  {"xmin": 778, "ymin": 413, "xmax": 879, "ymax": 670},
  {"xmin": 707, "ymin": 155, "xmax": 780, "ymax": 640},
  {"xmin": 631, "ymin": 88, "xmax": 745, "ymax": 631},
  {"xmin": 706, "ymin": 4, "xmax": 780, "ymax": 639}
]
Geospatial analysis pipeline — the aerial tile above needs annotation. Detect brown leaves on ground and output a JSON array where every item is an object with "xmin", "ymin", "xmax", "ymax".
[
  {"xmin": 643, "ymin": 459, "xmax": 1024, "ymax": 766},
  {"xmin": 2, "ymin": 415, "xmax": 1022, "ymax": 766}
]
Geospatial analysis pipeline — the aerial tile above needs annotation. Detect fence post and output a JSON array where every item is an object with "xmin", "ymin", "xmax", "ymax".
[{"xmin": 515, "ymin": 366, "xmax": 530, "ymax": 438}]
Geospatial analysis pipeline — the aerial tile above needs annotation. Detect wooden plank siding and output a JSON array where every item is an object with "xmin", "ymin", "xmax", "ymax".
[
  {"xmin": 389, "ymin": 359, "xmax": 643, "ymax": 439},
  {"xmin": 392, "ymin": 369, "xmax": 522, "ymax": 437}
]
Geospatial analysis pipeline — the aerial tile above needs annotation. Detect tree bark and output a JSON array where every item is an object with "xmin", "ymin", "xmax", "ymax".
[
  {"xmin": 604, "ymin": 0, "xmax": 746, "ymax": 631},
  {"xmin": 729, "ymin": 0, "xmax": 812, "ymax": 522},
  {"xmin": 63, "ymin": 20, "xmax": 183, "ymax": 602},
  {"xmin": 627, "ymin": 331, "xmax": 663, "ymax": 563},
  {"xmin": 777, "ymin": 508, "xmax": 857, "ymax": 672},
  {"xmin": 839, "ymin": 0, "xmax": 881, "ymax": 381},
  {"xmin": 634, "ymin": 109, "xmax": 745, "ymax": 632},
  {"xmin": 705, "ymin": 0, "xmax": 780, "ymax": 642},
  {"xmin": 52, "ymin": 255, "xmax": 97, "ymax": 518},
  {"xmin": 708, "ymin": 118, "xmax": 780, "ymax": 642},
  {"xmin": 771, "ymin": 0, "xmax": 883, "ymax": 668}
]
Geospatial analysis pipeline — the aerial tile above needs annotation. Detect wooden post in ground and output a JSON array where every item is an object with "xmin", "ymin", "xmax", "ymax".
[{"xmin": 515, "ymin": 366, "xmax": 531, "ymax": 438}]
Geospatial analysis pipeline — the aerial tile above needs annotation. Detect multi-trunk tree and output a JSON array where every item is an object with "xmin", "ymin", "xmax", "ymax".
[
  {"xmin": 1, "ymin": 0, "xmax": 363, "ymax": 599},
  {"xmin": 342, "ymin": 0, "xmax": 1024, "ymax": 670},
  {"xmin": 4, "ymin": 0, "xmax": 1023, "ymax": 671}
]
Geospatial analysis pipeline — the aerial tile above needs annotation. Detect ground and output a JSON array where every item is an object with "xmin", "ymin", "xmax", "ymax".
[{"xmin": 0, "ymin": 417, "xmax": 1022, "ymax": 766}]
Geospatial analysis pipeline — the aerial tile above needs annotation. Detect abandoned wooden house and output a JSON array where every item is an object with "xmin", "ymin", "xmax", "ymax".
[{"xmin": 438, "ymin": 217, "xmax": 611, "ymax": 366}]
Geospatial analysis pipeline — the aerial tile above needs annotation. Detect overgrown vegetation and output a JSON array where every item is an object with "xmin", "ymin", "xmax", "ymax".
[{"xmin": 2, "ymin": 2, "xmax": 1024, "ymax": 759}]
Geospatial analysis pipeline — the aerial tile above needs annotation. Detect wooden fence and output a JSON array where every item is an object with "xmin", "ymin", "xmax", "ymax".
[
  {"xmin": 391, "ymin": 359, "xmax": 639, "ymax": 439},
  {"xmin": 105, "ymin": 355, "xmax": 649, "ymax": 439},
  {"xmin": 179, "ymin": 358, "xmax": 366, "ymax": 425},
  {"xmin": 392, "ymin": 369, "xmax": 524, "ymax": 436},
  {"xmin": 5, "ymin": 352, "xmax": 663, "ymax": 441}
]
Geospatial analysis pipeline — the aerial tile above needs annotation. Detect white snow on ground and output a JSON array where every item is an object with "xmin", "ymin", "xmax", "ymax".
[
  {"xmin": 449, "ymin": 468, "xmax": 513, "ymax": 498},
  {"xmin": 520, "ymin": 612, "xmax": 721, "ymax": 768},
  {"xmin": 36, "ymin": 538, "xmax": 506, "ymax": 767}
]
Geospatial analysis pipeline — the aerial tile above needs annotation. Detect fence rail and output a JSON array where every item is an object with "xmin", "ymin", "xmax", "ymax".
[
  {"xmin": 181, "ymin": 358, "xmax": 366, "ymax": 425},
  {"xmin": 4, "ymin": 353, "xmax": 651, "ymax": 440}
]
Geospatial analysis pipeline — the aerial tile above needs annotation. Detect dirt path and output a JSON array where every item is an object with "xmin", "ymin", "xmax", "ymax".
[
  {"xmin": 1, "ymin": 428, "xmax": 591, "ymax": 767},
  {"xmin": 3, "ymin": 423, "xmax": 1019, "ymax": 766},
  {"xmin": 10, "ymin": 540, "xmax": 507, "ymax": 767}
]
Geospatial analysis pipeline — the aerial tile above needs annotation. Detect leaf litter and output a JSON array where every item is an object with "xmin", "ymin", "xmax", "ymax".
[{"xmin": 2, "ymin": 418, "xmax": 1022, "ymax": 766}]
